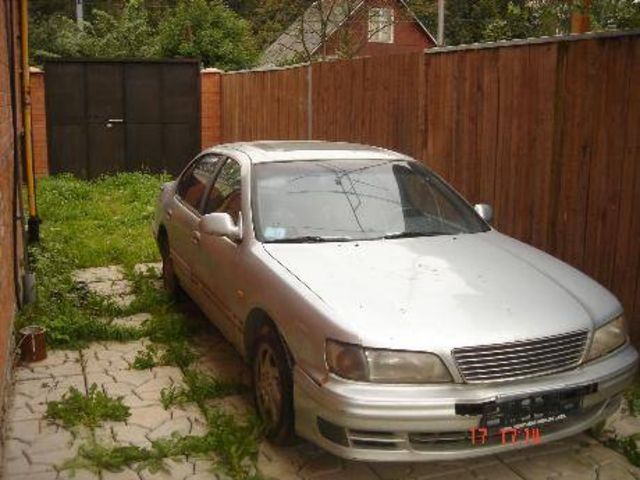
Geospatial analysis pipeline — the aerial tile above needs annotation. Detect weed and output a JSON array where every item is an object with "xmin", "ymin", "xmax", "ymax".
[
  {"xmin": 46, "ymin": 384, "xmax": 130, "ymax": 429},
  {"xmin": 161, "ymin": 370, "xmax": 249, "ymax": 408},
  {"xmin": 132, "ymin": 344, "xmax": 160, "ymax": 370},
  {"xmin": 161, "ymin": 341, "xmax": 199, "ymax": 369},
  {"xmin": 132, "ymin": 341, "xmax": 198, "ymax": 370},
  {"xmin": 605, "ymin": 435, "xmax": 640, "ymax": 467},
  {"xmin": 624, "ymin": 377, "xmax": 640, "ymax": 416},
  {"xmin": 64, "ymin": 414, "xmax": 264, "ymax": 480}
]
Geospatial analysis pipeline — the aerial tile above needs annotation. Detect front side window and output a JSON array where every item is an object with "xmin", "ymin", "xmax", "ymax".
[
  {"xmin": 204, "ymin": 159, "xmax": 242, "ymax": 222},
  {"xmin": 369, "ymin": 8, "xmax": 394, "ymax": 44},
  {"xmin": 177, "ymin": 155, "xmax": 223, "ymax": 210},
  {"xmin": 253, "ymin": 159, "xmax": 488, "ymax": 243}
]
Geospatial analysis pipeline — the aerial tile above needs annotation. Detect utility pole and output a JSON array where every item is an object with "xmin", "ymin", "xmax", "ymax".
[
  {"xmin": 76, "ymin": 0, "xmax": 84, "ymax": 28},
  {"xmin": 437, "ymin": 0, "xmax": 445, "ymax": 46}
]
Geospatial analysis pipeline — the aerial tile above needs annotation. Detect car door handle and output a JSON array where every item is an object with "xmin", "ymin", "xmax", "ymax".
[
  {"xmin": 166, "ymin": 208, "xmax": 173, "ymax": 219},
  {"xmin": 191, "ymin": 231, "xmax": 201, "ymax": 245}
]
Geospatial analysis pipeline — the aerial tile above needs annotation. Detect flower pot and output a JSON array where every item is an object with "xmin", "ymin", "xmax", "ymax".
[{"xmin": 19, "ymin": 325, "xmax": 47, "ymax": 363}]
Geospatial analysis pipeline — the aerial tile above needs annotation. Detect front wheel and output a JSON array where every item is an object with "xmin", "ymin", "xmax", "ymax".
[{"xmin": 252, "ymin": 324, "xmax": 295, "ymax": 445}]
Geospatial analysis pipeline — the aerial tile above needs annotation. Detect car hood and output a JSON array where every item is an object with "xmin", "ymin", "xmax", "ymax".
[{"xmin": 262, "ymin": 231, "xmax": 621, "ymax": 352}]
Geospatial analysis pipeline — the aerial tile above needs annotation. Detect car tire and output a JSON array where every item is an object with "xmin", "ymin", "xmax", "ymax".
[
  {"xmin": 159, "ymin": 233, "xmax": 183, "ymax": 299},
  {"xmin": 252, "ymin": 324, "xmax": 295, "ymax": 445}
]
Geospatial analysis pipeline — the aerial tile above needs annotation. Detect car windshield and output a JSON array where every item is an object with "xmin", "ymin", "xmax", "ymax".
[{"xmin": 253, "ymin": 159, "xmax": 489, "ymax": 243}]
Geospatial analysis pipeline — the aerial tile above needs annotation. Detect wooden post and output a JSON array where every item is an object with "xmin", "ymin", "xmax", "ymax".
[{"xmin": 571, "ymin": 0, "xmax": 592, "ymax": 34}]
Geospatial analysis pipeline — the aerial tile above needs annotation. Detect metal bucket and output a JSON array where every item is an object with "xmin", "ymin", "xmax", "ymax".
[{"xmin": 19, "ymin": 326, "xmax": 47, "ymax": 363}]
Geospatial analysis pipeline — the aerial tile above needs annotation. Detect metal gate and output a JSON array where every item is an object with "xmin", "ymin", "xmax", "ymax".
[{"xmin": 45, "ymin": 59, "xmax": 200, "ymax": 178}]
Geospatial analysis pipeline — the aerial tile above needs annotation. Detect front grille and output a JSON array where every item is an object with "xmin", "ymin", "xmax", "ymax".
[{"xmin": 453, "ymin": 330, "xmax": 589, "ymax": 383}]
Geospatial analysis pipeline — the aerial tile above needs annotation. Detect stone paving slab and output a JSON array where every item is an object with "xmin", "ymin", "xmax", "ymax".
[
  {"xmin": 72, "ymin": 265, "xmax": 135, "ymax": 308},
  {"xmin": 134, "ymin": 262, "xmax": 162, "ymax": 278}
]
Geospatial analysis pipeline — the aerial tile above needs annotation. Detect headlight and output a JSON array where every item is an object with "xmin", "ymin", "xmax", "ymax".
[
  {"xmin": 585, "ymin": 315, "xmax": 628, "ymax": 362},
  {"xmin": 325, "ymin": 340, "xmax": 452, "ymax": 383}
]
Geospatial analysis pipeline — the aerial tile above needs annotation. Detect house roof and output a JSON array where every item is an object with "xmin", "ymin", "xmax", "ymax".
[{"xmin": 259, "ymin": 0, "xmax": 435, "ymax": 67}]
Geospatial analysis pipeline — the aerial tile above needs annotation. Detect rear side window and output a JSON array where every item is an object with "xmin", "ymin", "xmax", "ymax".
[
  {"xmin": 177, "ymin": 155, "xmax": 223, "ymax": 211},
  {"xmin": 204, "ymin": 159, "xmax": 242, "ymax": 222}
]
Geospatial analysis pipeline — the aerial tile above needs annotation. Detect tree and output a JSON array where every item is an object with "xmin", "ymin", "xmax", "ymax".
[
  {"xmin": 590, "ymin": 0, "xmax": 640, "ymax": 30},
  {"xmin": 157, "ymin": 0, "xmax": 259, "ymax": 69},
  {"xmin": 81, "ymin": 0, "xmax": 160, "ymax": 57},
  {"xmin": 250, "ymin": 0, "xmax": 312, "ymax": 49},
  {"xmin": 263, "ymin": 0, "xmax": 416, "ymax": 65},
  {"xmin": 29, "ymin": 14, "xmax": 89, "ymax": 64},
  {"xmin": 29, "ymin": 0, "xmax": 259, "ymax": 69},
  {"xmin": 29, "ymin": 0, "xmax": 160, "ymax": 64}
]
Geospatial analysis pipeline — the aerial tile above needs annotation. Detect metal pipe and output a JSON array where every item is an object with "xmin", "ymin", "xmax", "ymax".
[
  {"xmin": 19, "ymin": 0, "xmax": 39, "ymax": 242},
  {"xmin": 76, "ymin": 0, "xmax": 84, "ymax": 29},
  {"xmin": 437, "ymin": 0, "xmax": 445, "ymax": 46}
]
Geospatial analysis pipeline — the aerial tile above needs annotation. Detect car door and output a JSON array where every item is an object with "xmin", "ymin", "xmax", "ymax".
[
  {"xmin": 194, "ymin": 157, "xmax": 245, "ymax": 347},
  {"xmin": 166, "ymin": 154, "xmax": 223, "ymax": 294}
]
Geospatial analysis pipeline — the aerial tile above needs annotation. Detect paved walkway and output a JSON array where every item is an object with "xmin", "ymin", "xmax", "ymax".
[{"xmin": 2, "ymin": 265, "xmax": 639, "ymax": 480}]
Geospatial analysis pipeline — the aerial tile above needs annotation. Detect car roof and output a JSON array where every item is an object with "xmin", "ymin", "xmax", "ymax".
[{"xmin": 208, "ymin": 141, "xmax": 411, "ymax": 163}]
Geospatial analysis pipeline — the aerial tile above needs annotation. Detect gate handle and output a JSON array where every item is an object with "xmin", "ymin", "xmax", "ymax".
[{"xmin": 106, "ymin": 118, "xmax": 124, "ymax": 129}]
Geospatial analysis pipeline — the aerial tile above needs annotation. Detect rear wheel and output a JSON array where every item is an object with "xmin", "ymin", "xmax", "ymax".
[
  {"xmin": 252, "ymin": 324, "xmax": 295, "ymax": 445},
  {"xmin": 159, "ymin": 233, "xmax": 182, "ymax": 298}
]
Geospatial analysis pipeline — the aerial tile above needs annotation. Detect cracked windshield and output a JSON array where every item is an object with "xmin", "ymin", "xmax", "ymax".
[{"xmin": 254, "ymin": 159, "xmax": 489, "ymax": 243}]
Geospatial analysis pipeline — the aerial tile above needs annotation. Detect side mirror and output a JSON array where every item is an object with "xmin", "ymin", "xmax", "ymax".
[
  {"xmin": 474, "ymin": 203, "xmax": 493, "ymax": 223},
  {"xmin": 199, "ymin": 213, "xmax": 242, "ymax": 241}
]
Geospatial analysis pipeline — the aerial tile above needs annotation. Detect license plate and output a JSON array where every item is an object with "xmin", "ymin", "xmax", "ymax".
[{"xmin": 479, "ymin": 386, "xmax": 590, "ymax": 433}]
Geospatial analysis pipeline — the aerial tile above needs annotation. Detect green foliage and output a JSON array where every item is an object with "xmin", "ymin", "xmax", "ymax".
[
  {"xmin": 156, "ymin": 0, "xmax": 258, "ymax": 70},
  {"xmin": 30, "ymin": 0, "xmax": 259, "ymax": 69},
  {"xmin": 29, "ymin": 1, "xmax": 159, "ymax": 65},
  {"xmin": 29, "ymin": 14, "xmax": 89, "ymax": 64},
  {"xmin": 46, "ymin": 384, "xmax": 130, "ymax": 428},
  {"xmin": 132, "ymin": 341, "xmax": 199, "ymax": 370},
  {"xmin": 409, "ymin": 0, "xmax": 639, "ymax": 46},
  {"xmin": 625, "ymin": 377, "xmax": 640, "ymax": 416},
  {"xmin": 591, "ymin": 0, "xmax": 640, "ymax": 30},
  {"xmin": 605, "ymin": 435, "xmax": 640, "ymax": 467},
  {"xmin": 132, "ymin": 344, "xmax": 161, "ymax": 370},
  {"xmin": 81, "ymin": 0, "xmax": 160, "ymax": 58},
  {"xmin": 161, "ymin": 370, "xmax": 249, "ymax": 408}
]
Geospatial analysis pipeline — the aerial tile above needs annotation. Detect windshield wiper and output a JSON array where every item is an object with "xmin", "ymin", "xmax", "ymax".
[
  {"xmin": 265, "ymin": 235, "xmax": 354, "ymax": 244},
  {"xmin": 380, "ymin": 231, "xmax": 456, "ymax": 240}
]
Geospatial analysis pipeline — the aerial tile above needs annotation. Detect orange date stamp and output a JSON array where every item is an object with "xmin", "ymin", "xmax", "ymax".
[{"xmin": 469, "ymin": 427, "xmax": 542, "ymax": 446}]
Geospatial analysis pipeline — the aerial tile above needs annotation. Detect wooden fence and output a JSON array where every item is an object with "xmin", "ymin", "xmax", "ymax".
[{"xmin": 220, "ymin": 32, "xmax": 640, "ymax": 344}]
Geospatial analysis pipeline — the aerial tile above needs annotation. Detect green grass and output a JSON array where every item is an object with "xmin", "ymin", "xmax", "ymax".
[
  {"xmin": 46, "ymin": 384, "xmax": 130, "ymax": 429},
  {"xmin": 18, "ymin": 173, "xmax": 172, "ymax": 348},
  {"xmin": 36, "ymin": 173, "xmax": 167, "ymax": 269}
]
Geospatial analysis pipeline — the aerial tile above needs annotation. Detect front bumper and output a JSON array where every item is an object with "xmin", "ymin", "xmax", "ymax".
[{"xmin": 294, "ymin": 344, "xmax": 638, "ymax": 461}]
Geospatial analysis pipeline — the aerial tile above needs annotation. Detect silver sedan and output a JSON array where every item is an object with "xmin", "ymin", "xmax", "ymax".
[{"xmin": 152, "ymin": 141, "xmax": 638, "ymax": 461}]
